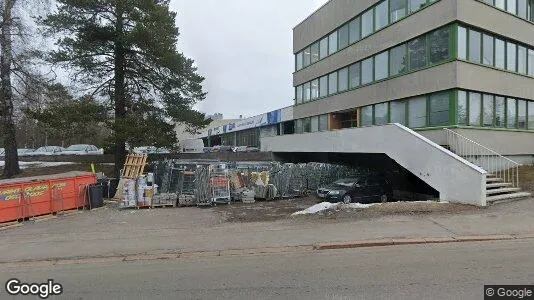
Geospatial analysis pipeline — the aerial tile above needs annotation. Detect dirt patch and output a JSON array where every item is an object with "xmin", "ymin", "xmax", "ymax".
[
  {"xmin": 215, "ymin": 197, "xmax": 318, "ymax": 222},
  {"xmin": 6, "ymin": 163, "xmax": 114, "ymax": 179}
]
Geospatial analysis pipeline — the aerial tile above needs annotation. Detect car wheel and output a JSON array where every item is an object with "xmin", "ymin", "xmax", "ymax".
[
  {"xmin": 342, "ymin": 194, "xmax": 352, "ymax": 204},
  {"xmin": 380, "ymin": 194, "xmax": 388, "ymax": 203}
]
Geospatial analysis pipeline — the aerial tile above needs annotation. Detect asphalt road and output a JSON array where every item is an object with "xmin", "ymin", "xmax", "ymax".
[{"xmin": 1, "ymin": 239, "xmax": 533, "ymax": 300}]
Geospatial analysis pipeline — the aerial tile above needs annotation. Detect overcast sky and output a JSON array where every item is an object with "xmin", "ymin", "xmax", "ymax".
[{"xmin": 170, "ymin": 0, "xmax": 329, "ymax": 119}]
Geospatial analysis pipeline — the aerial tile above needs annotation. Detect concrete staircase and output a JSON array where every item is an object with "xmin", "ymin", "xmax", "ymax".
[{"xmin": 485, "ymin": 174, "xmax": 531, "ymax": 205}]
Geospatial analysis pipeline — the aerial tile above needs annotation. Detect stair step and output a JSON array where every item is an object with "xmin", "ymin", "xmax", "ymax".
[
  {"xmin": 486, "ymin": 177, "xmax": 503, "ymax": 183},
  {"xmin": 486, "ymin": 182, "xmax": 513, "ymax": 189},
  {"xmin": 486, "ymin": 187, "xmax": 521, "ymax": 195},
  {"xmin": 487, "ymin": 192, "xmax": 531, "ymax": 204},
  {"xmin": 486, "ymin": 173, "xmax": 497, "ymax": 177}
]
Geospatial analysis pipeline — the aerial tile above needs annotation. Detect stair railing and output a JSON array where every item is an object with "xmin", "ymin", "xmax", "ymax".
[{"xmin": 444, "ymin": 128, "xmax": 520, "ymax": 187}]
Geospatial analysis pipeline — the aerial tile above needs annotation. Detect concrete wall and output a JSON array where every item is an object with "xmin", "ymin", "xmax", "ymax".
[{"xmin": 262, "ymin": 124, "xmax": 487, "ymax": 206}]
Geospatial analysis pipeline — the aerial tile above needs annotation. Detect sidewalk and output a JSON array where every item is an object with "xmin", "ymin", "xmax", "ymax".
[{"xmin": 0, "ymin": 198, "xmax": 533, "ymax": 264}]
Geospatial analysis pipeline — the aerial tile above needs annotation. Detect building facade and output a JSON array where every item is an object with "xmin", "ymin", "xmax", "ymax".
[{"xmin": 291, "ymin": 0, "xmax": 534, "ymax": 160}]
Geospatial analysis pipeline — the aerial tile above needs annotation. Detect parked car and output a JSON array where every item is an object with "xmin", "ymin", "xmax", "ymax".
[
  {"xmin": 18, "ymin": 148, "xmax": 35, "ymax": 156},
  {"xmin": 316, "ymin": 176, "xmax": 392, "ymax": 204},
  {"xmin": 133, "ymin": 146, "xmax": 170, "ymax": 154},
  {"xmin": 62, "ymin": 144, "xmax": 103, "ymax": 155},
  {"xmin": 26, "ymin": 146, "xmax": 66, "ymax": 156},
  {"xmin": 0, "ymin": 148, "xmax": 4, "ymax": 157}
]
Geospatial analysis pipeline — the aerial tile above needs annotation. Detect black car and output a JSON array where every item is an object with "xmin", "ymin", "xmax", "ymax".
[{"xmin": 316, "ymin": 176, "xmax": 393, "ymax": 204}]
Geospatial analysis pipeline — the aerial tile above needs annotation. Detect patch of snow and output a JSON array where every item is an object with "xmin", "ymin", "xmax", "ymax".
[
  {"xmin": 0, "ymin": 161, "xmax": 75, "ymax": 169},
  {"xmin": 292, "ymin": 202, "xmax": 340, "ymax": 216},
  {"xmin": 345, "ymin": 203, "xmax": 377, "ymax": 209}
]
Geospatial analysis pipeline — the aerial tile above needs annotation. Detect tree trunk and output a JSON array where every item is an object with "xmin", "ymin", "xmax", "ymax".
[
  {"xmin": 0, "ymin": 0, "xmax": 21, "ymax": 178},
  {"xmin": 113, "ymin": 2, "xmax": 126, "ymax": 178}
]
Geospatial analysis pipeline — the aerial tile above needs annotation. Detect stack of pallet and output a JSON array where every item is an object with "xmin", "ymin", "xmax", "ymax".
[{"xmin": 114, "ymin": 154, "xmax": 153, "ymax": 208}]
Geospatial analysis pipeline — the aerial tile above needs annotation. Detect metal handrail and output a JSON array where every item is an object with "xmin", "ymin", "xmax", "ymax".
[{"xmin": 443, "ymin": 128, "xmax": 520, "ymax": 187}]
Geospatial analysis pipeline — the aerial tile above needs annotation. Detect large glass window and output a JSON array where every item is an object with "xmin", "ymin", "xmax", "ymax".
[
  {"xmin": 361, "ymin": 57, "xmax": 374, "ymax": 85},
  {"xmin": 303, "ymin": 117, "xmax": 311, "ymax": 133},
  {"xmin": 409, "ymin": 37, "xmax": 426, "ymax": 70},
  {"xmin": 482, "ymin": 34, "xmax": 494, "ymax": 66},
  {"xmin": 390, "ymin": 0, "xmax": 407, "ymax": 22},
  {"xmin": 310, "ymin": 42, "xmax": 319, "ymax": 64},
  {"xmin": 374, "ymin": 102, "xmax": 389, "ymax": 125},
  {"xmin": 349, "ymin": 62, "xmax": 361, "ymax": 89},
  {"xmin": 296, "ymin": 52, "xmax": 303, "ymax": 71},
  {"xmin": 458, "ymin": 90, "xmax": 468, "ymax": 125},
  {"xmin": 483, "ymin": 94, "xmax": 494, "ymax": 127},
  {"xmin": 303, "ymin": 47, "xmax": 311, "ymax": 67},
  {"xmin": 390, "ymin": 101, "xmax": 406, "ymax": 125},
  {"xmin": 506, "ymin": 42, "xmax": 517, "ymax": 72},
  {"xmin": 495, "ymin": 0, "xmax": 505, "ymax": 9},
  {"xmin": 529, "ymin": 49, "xmax": 534, "ymax": 76},
  {"xmin": 361, "ymin": 9, "xmax": 374, "ymax": 38},
  {"xmin": 518, "ymin": 45, "xmax": 527, "ymax": 75},
  {"xmin": 468, "ymin": 30, "xmax": 481, "ymax": 64},
  {"xmin": 375, "ymin": 1, "xmax": 389, "ymax": 31},
  {"xmin": 429, "ymin": 92, "xmax": 450, "ymax": 126},
  {"xmin": 328, "ymin": 32, "xmax": 338, "ymax": 55},
  {"xmin": 319, "ymin": 114, "xmax": 328, "ymax": 131},
  {"xmin": 495, "ymin": 38, "xmax": 505, "ymax": 69},
  {"xmin": 458, "ymin": 26, "xmax": 467, "ymax": 60},
  {"xmin": 469, "ymin": 92, "xmax": 481, "ymax": 126},
  {"xmin": 507, "ymin": 0, "xmax": 517, "ymax": 14},
  {"xmin": 429, "ymin": 27, "xmax": 450, "ymax": 64},
  {"xmin": 374, "ymin": 51, "xmax": 389, "ymax": 81},
  {"xmin": 311, "ymin": 79, "xmax": 319, "ymax": 100},
  {"xmin": 507, "ymin": 98, "xmax": 517, "ymax": 128},
  {"xmin": 303, "ymin": 82, "xmax": 311, "ymax": 102},
  {"xmin": 296, "ymin": 85, "xmax": 303, "ymax": 104},
  {"xmin": 328, "ymin": 72, "xmax": 338, "ymax": 95},
  {"xmin": 519, "ymin": 0, "xmax": 528, "ymax": 18},
  {"xmin": 319, "ymin": 76, "xmax": 328, "ymax": 98},
  {"xmin": 390, "ymin": 44, "xmax": 407, "ymax": 76},
  {"xmin": 495, "ymin": 96, "xmax": 506, "ymax": 128},
  {"xmin": 409, "ymin": 0, "xmax": 427, "ymax": 13},
  {"xmin": 319, "ymin": 37, "xmax": 328, "ymax": 60},
  {"xmin": 311, "ymin": 116, "xmax": 319, "ymax": 132},
  {"xmin": 295, "ymin": 119, "xmax": 303, "ymax": 134},
  {"xmin": 529, "ymin": 102, "xmax": 534, "ymax": 130},
  {"xmin": 409, "ymin": 97, "xmax": 427, "ymax": 128},
  {"xmin": 338, "ymin": 24, "xmax": 349, "ymax": 50},
  {"xmin": 338, "ymin": 67, "xmax": 348, "ymax": 92},
  {"xmin": 349, "ymin": 17, "xmax": 361, "ymax": 44},
  {"xmin": 518, "ymin": 100, "xmax": 527, "ymax": 129},
  {"xmin": 361, "ymin": 106, "xmax": 373, "ymax": 126}
]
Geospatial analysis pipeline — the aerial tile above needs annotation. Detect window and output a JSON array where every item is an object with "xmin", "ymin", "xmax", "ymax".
[
  {"xmin": 468, "ymin": 29, "xmax": 481, "ymax": 64},
  {"xmin": 319, "ymin": 114, "xmax": 328, "ymax": 131},
  {"xmin": 495, "ymin": 96, "xmax": 505, "ymax": 127},
  {"xmin": 361, "ymin": 106, "xmax": 373, "ymax": 126},
  {"xmin": 458, "ymin": 26, "xmax": 467, "ymax": 60},
  {"xmin": 518, "ymin": 0, "xmax": 528, "ymax": 18},
  {"xmin": 320, "ymin": 37, "xmax": 328, "ymax": 60},
  {"xmin": 319, "ymin": 76, "xmax": 328, "ymax": 98},
  {"xmin": 375, "ymin": 1, "xmax": 389, "ymax": 31},
  {"xmin": 296, "ymin": 85, "xmax": 303, "ymax": 104},
  {"xmin": 482, "ymin": 34, "xmax": 494, "ymax": 66},
  {"xmin": 529, "ymin": 0, "xmax": 534, "ymax": 21},
  {"xmin": 390, "ymin": 0, "xmax": 407, "ymax": 22},
  {"xmin": 495, "ymin": 0, "xmax": 505, "ymax": 9},
  {"xmin": 328, "ymin": 32, "xmax": 338, "ymax": 55},
  {"xmin": 529, "ymin": 102, "xmax": 534, "ymax": 129},
  {"xmin": 518, "ymin": 45, "xmax": 527, "ymax": 75},
  {"xmin": 311, "ymin": 79, "xmax": 319, "ymax": 100},
  {"xmin": 529, "ymin": 49, "xmax": 534, "ymax": 76},
  {"xmin": 409, "ymin": 0, "xmax": 427, "ymax": 13},
  {"xmin": 303, "ymin": 82, "xmax": 311, "ymax": 102},
  {"xmin": 295, "ymin": 119, "xmax": 303, "ymax": 134},
  {"xmin": 374, "ymin": 102, "xmax": 389, "ymax": 125},
  {"xmin": 303, "ymin": 47, "xmax": 311, "ymax": 67},
  {"xmin": 518, "ymin": 100, "xmax": 527, "ymax": 129},
  {"xmin": 310, "ymin": 42, "xmax": 319, "ymax": 64},
  {"xmin": 390, "ymin": 44, "xmax": 407, "ymax": 76},
  {"xmin": 409, "ymin": 97, "xmax": 427, "ymax": 128},
  {"xmin": 296, "ymin": 52, "xmax": 303, "ymax": 70},
  {"xmin": 349, "ymin": 17, "xmax": 361, "ymax": 44},
  {"xmin": 303, "ymin": 117, "xmax": 311, "ymax": 133},
  {"xmin": 483, "ymin": 94, "xmax": 494, "ymax": 127},
  {"xmin": 495, "ymin": 38, "xmax": 505, "ymax": 69},
  {"xmin": 311, "ymin": 116, "xmax": 319, "ymax": 132},
  {"xmin": 409, "ymin": 37, "xmax": 426, "ymax": 70},
  {"xmin": 484, "ymin": 0, "xmax": 494, "ymax": 4},
  {"xmin": 338, "ymin": 24, "xmax": 349, "ymax": 49},
  {"xmin": 506, "ymin": 42, "xmax": 517, "ymax": 72},
  {"xmin": 429, "ymin": 92, "xmax": 450, "ymax": 126},
  {"xmin": 361, "ymin": 57, "xmax": 374, "ymax": 85},
  {"xmin": 374, "ymin": 51, "xmax": 388, "ymax": 81},
  {"xmin": 328, "ymin": 72, "xmax": 338, "ymax": 95},
  {"xmin": 469, "ymin": 92, "xmax": 481, "ymax": 126},
  {"xmin": 429, "ymin": 27, "xmax": 450, "ymax": 64},
  {"xmin": 349, "ymin": 62, "xmax": 361, "ymax": 89},
  {"xmin": 507, "ymin": 0, "xmax": 517, "ymax": 14},
  {"xmin": 338, "ymin": 67, "xmax": 348, "ymax": 92},
  {"xmin": 362, "ymin": 9, "xmax": 374, "ymax": 38},
  {"xmin": 390, "ymin": 101, "xmax": 406, "ymax": 125},
  {"xmin": 507, "ymin": 98, "xmax": 517, "ymax": 128},
  {"xmin": 458, "ymin": 91, "xmax": 468, "ymax": 125}
]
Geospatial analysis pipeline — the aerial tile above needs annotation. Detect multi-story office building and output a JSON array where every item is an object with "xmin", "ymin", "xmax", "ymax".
[{"xmin": 291, "ymin": 0, "xmax": 534, "ymax": 162}]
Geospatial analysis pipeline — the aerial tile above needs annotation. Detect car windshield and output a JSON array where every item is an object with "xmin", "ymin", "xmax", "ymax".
[
  {"xmin": 67, "ymin": 145, "xmax": 88, "ymax": 151},
  {"xmin": 334, "ymin": 178, "xmax": 359, "ymax": 187}
]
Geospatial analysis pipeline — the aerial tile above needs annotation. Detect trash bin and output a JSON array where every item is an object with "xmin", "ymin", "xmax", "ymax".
[{"xmin": 88, "ymin": 185, "xmax": 104, "ymax": 209}]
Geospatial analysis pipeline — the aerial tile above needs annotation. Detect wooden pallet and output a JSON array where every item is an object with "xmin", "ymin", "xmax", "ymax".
[{"xmin": 113, "ymin": 154, "xmax": 148, "ymax": 201}]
